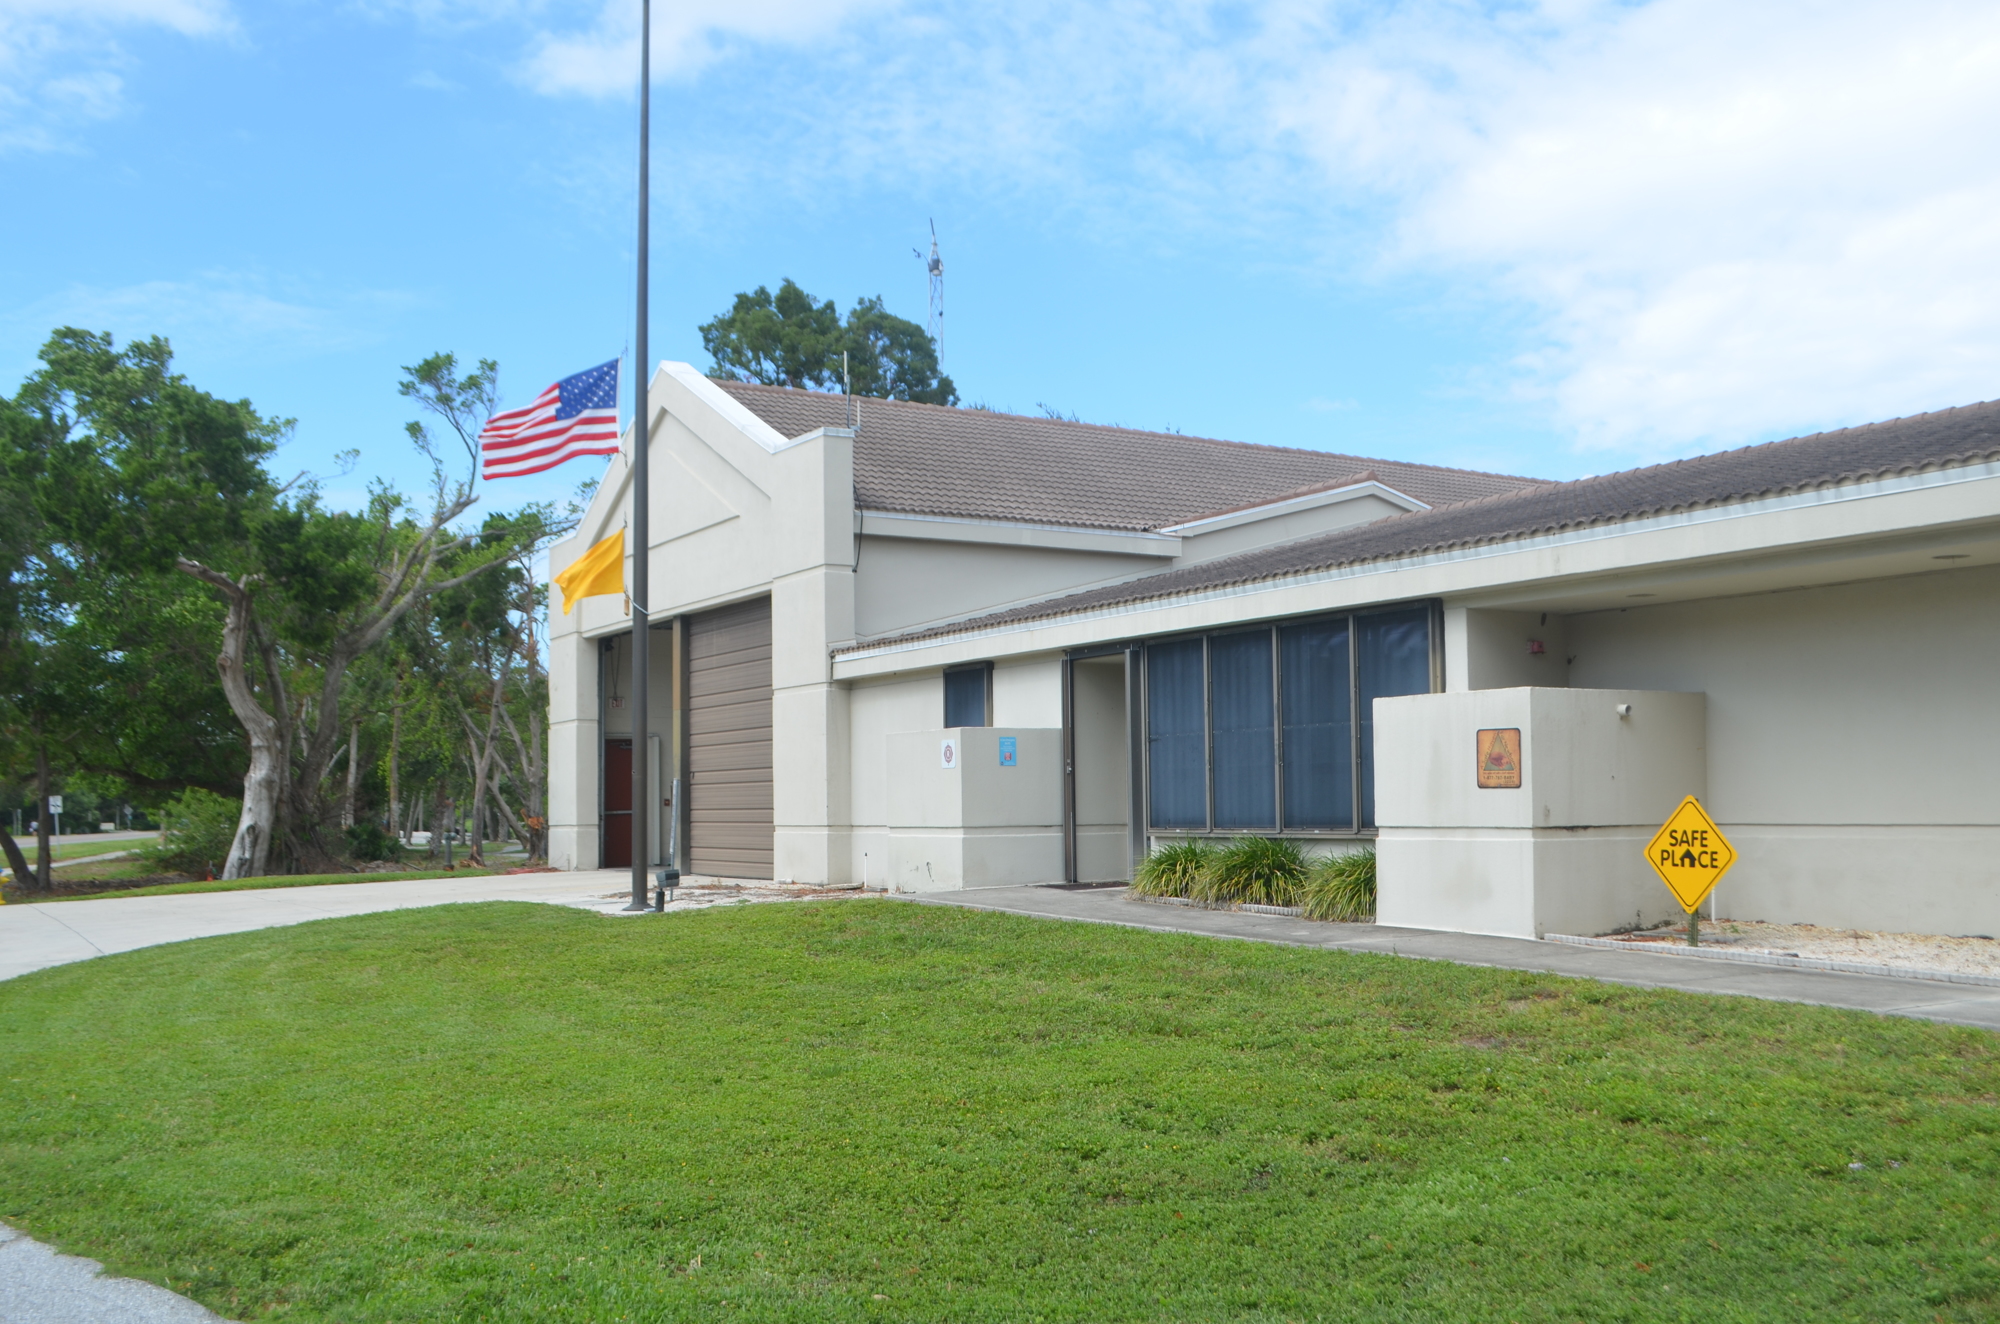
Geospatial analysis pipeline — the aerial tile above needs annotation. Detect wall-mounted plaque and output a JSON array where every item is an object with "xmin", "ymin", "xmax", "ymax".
[{"xmin": 1476, "ymin": 728, "xmax": 1522, "ymax": 788}]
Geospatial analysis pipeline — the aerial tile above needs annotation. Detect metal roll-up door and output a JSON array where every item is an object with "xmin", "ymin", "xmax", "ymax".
[{"xmin": 687, "ymin": 596, "xmax": 773, "ymax": 878}]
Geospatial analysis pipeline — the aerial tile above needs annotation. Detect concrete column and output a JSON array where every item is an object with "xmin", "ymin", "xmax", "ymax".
[
  {"xmin": 1374, "ymin": 687, "xmax": 1705, "ymax": 938},
  {"xmin": 769, "ymin": 430, "xmax": 856, "ymax": 884},
  {"xmin": 546, "ymin": 626, "xmax": 601, "ymax": 872}
]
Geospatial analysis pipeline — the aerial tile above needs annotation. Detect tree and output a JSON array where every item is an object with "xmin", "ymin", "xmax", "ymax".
[
  {"xmin": 2, "ymin": 331, "xmax": 541, "ymax": 879},
  {"xmin": 1, "ymin": 330, "xmax": 273, "ymax": 888},
  {"xmin": 700, "ymin": 278, "xmax": 957, "ymax": 405},
  {"xmin": 173, "ymin": 353, "xmax": 535, "ymax": 878}
]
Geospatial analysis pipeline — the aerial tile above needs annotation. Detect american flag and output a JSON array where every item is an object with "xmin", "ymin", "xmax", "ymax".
[{"xmin": 478, "ymin": 359, "xmax": 621, "ymax": 479}]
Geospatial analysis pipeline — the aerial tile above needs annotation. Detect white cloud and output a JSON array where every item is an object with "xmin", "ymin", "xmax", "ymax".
[
  {"xmin": 0, "ymin": 0, "xmax": 234, "ymax": 150},
  {"xmin": 4, "ymin": 271, "xmax": 416, "ymax": 367},
  {"xmin": 516, "ymin": 0, "xmax": 894, "ymax": 95},
  {"xmin": 19, "ymin": 0, "xmax": 1999, "ymax": 460},
  {"xmin": 1322, "ymin": 0, "xmax": 2000, "ymax": 453},
  {"xmin": 653, "ymin": 0, "xmax": 2000, "ymax": 458},
  {"xmin": 0, "ymin": 0, "xmax": 228, "ymax": 31}
]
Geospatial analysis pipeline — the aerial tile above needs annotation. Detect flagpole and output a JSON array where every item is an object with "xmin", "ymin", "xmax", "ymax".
[{"xmin": 624, "ymin": 0, "xmax": 652, "ymax": 912}]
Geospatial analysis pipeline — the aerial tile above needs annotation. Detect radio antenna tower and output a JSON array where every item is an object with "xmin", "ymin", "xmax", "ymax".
[{"xmin": 915, "ymin": 219, "xmax": 943, "ymax": 359}]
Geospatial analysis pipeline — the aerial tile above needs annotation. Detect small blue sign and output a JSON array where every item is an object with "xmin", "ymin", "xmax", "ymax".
[{"xmin": 998, "ymin": 736, "xmax": 1018, "ymax": 767}]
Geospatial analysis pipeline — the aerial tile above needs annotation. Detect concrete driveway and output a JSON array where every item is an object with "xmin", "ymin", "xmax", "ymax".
[{"xmin": 0, "ymin": 871, "xmax": 638, "ymax": 984}]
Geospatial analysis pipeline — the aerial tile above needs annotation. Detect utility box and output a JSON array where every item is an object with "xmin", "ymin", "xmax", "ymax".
[
  {"xmin": 885, "ymin": 728, "xmax": 1064, "ymax": 890},
  {"xmin": 1374, "ymin": 688, "xmax": 1706, "ymax": 938}
]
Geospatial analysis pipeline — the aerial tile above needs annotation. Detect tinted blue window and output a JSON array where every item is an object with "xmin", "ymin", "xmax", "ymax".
[
  {"xmin": 1280, "ymin": 619, "xmax": 1352, "ymax": 829},
  {"xmin": 1209, "ymin": 630, "xmax": 1275, "ymax": 829},
  {"xmin": 1356, "ymin": 607, "xmax": 1432, "ymax": 828},
  {"xmin": 1146, "ymin": 639, "xmax": 1206, "ymax": 829},
  {"xmin": 944, "ymin": 667, "xmax": 987, "ymax": 727}
]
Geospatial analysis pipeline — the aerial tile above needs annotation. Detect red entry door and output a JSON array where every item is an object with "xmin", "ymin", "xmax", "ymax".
[{"xmin": 602, "ymin": 739, "xmax": 633, "ymax": 868}]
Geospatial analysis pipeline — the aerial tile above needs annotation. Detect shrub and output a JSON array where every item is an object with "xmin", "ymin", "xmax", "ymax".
[
  {"xmin": 1202, "ymin": 836, "xmax": 1311, "ymax": 907},
  {"xmin": 139, "ymin": 788, "xmax": 241, "ymax": 878},
  {"xmin": 1129, "ymin": 839, "xmax": 1217, "ymax": 897},
  {"xmin": 1300, "ymin": 847, "xmax": 1376, "ymax": 921},
  {"xmin": 344, "ymin": 821, "xmax": 404, "ymax": 865}
]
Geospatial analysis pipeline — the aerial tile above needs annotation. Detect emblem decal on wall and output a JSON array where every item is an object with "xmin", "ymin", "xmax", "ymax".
[{"xmin": 1476, "ymin": 728, "xmax": 1522, "ymax": 789}]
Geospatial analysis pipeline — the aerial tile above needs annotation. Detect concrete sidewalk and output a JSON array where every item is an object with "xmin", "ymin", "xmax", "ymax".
[
  {"xmin": 0, "ymin": 1224, "xmax": 228, "ymax": 1323},
  {"xmin": 9, "ymin": 872, "xmax": 1999, "ymax": 1030},
  {"xmin": 0, "ymin": 871, "xmax": 635, "ymax": 984},
  {"xmin": 906, "ymin": 884, "xmax": 2000, "ymax": 1032}
]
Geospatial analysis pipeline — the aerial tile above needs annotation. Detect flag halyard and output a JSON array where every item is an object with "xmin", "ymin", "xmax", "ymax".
[{"xmin": 480, "ymin": 359, "xmax": 621, "ymax": 479}]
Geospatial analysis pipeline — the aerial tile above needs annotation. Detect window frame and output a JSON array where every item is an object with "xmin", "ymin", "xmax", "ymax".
[
  {"xmin": 1139, "ymin": 600, "xmax": 1441, "ymax": 838},
  {"xmin": 942, "ymin": 660, "xmax": 994, "ymax": 728}
]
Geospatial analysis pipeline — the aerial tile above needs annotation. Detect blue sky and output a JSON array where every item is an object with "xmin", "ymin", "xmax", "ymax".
[{"xmin": 5, "ymin": 0, "xmax": 1999, "ymax": 517}]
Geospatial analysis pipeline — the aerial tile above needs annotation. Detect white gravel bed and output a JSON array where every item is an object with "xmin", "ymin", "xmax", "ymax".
[
  {"xmin": 1129, "ymin": 893, "xmax": 1308, "ymax": 918},
  {"xmin": 1559, "ymin": 918, "xmax": 2000, "ymax": 984},
  {"xmin": 578, "ymin": 877, "xmax": 870, "ymax": 916}
]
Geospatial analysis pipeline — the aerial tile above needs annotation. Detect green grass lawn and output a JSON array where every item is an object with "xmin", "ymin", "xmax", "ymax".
[
  {"xmin": 1, "ymin": 901, "xmax": 1996, "ymax": 1322},
  {"xmin": 17, "ymin": 854, "xmax": 161, "ymax": 885},
  {"xmin": 34, "ymin": 837, "xmax": 148, "ymax": 862}
]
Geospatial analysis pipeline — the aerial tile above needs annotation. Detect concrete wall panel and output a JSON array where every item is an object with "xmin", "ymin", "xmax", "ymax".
[
  {"xmin": 856, "ymin": 539, "xmax": 1160, "ymax": 640},
  {"xmin": 993, "ymin": 657, "xmax": 1062, "ymax": 728}
]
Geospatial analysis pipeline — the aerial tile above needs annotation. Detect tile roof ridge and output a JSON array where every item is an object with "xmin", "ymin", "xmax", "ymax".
[
  {"xmin": 1453, "ymin": 394, "xmax": 2000, "ymax": 515},
  {"xmin": 708, "ymin": 376, "xmax": 1549, "ymax": 484}
]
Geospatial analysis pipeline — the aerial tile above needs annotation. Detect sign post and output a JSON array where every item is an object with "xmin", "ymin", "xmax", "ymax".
[{"xmin": 1643, "ymin": 796, "xmax": 1736, "ymax": 946}]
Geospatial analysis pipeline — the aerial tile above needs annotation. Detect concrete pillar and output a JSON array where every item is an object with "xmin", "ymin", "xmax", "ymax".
[
  {"xmin": 546, "ymin": 626, "xmax": 601, "ymax": 872},
  {"xmin": 769, "ymin": 430, "xmax": 856, "ymax": 884},
  {"xmin": 1374, "ymin": 687, "xmax": 1705, "ymax": 938}
]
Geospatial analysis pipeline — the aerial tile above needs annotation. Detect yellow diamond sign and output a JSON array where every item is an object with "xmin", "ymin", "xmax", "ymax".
[{"xmin": 1645, "ymin": 795, "xmax": 1737, "ymax": 913}]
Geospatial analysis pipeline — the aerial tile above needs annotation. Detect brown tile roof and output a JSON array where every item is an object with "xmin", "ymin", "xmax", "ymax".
[
  {"xmin": 712, "ymin": 379, "xmax": 1547, "ymax": 531},
  {"xmin": 840, "ymin": 396, "xmax": 2000, "ymax": 653}
]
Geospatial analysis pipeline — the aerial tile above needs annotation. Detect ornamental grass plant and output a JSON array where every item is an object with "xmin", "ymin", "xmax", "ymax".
[
  {"xmin": 1127, "ymin": 838, "xmax": 1216, "ymax": 897},
  {"xmin": 1200, "ymin": 835, "xmax": 1310, "ymax": 906},
  {"xmin": 1300, "ymin": 846, "xmax": 1377, "ymax": 921},
  {"xmin": 1131, "ymin": 838, "xmax": 1374, "ymax": 917}
]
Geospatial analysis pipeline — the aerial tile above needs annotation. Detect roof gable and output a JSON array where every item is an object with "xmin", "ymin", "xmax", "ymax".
[{"xmin": 711, "ymin": 379, "xmax": 1546, "ymax": 532}]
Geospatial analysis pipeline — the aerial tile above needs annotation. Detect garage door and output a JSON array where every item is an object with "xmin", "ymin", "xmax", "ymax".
[{"xmin": 687, "ymin": 596, "xmax": 773, "ymax": 879}]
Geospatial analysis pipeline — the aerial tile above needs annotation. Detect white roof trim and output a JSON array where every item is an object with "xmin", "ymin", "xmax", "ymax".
[
  {"xmin": 657, "ymin": 361, "xmax": 792, "ymax": 453},
  {"xmin": 784, "ymin": 426, "xmax": 855, "ymax": 452},
  {"xmin": 1155, "ymin": 478, "xmax": 1427, "ymax": 536},
  {"xmin": 859, "ymin": 509, "xmax": 1181, "ymax": 545}
]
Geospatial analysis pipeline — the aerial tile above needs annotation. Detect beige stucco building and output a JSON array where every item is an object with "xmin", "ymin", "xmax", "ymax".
[{"xmin": 547, "ymin": 363, "xmax": 2000, "ymax": 940}]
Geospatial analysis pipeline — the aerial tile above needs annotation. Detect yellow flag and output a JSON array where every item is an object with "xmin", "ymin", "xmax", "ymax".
[{"xmin": 553, "ymin": 529, "xmax": 625, "ymax": 615}]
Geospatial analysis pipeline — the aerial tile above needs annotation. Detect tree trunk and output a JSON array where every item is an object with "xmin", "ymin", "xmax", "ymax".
[
  {"xmin": 343, "ymin": 720, "xmax": 360, "ymax": 830},
  {"xmin": 176, "ymin": 562, "xmax": 282, "ymax": 879},
  {"xmin": 388, "ymin": 693, "xmax": 403, "ymax": 841},
  {"xmin": 35, "ymin": 741, "xmax": 52, "ymax": 890},
  {"xmin": 464, "ymin": 734, "xmax": 489, "ymax": 868},
  {"xmin": 0, "ymin": 825, "xmax": 33, "ymax": 894},
  {"xmin": 488, "ymin": 793, "xmax": 531, "ymax": 863},
  {"xmin": 498, "ymin": 688, "xmax": 549, "ymax": 865},
  {"xmin": 529, "ymin": 708, "xmax": 546, "ymax": 863}
]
